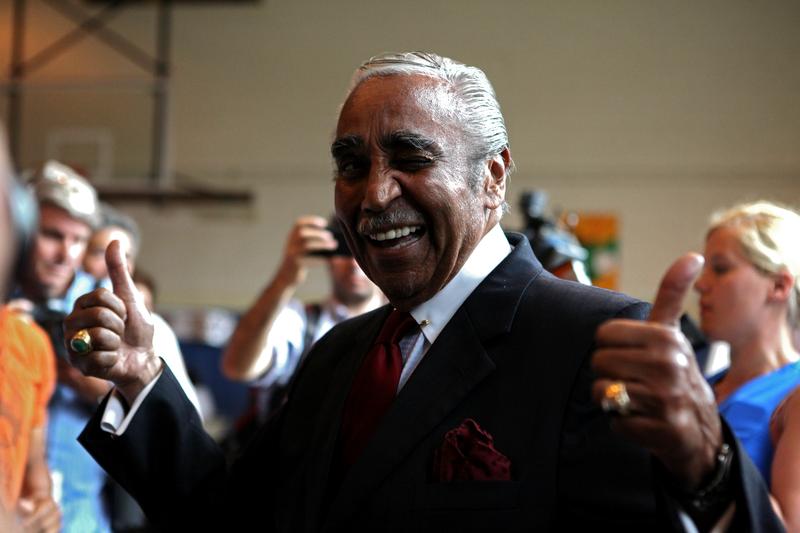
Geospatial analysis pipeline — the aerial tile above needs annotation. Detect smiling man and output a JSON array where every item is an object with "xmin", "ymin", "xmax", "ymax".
[
  {"xmin": 66, "ymin": 53, "xmax": 781, "ymax": 531},
  {"xmin": 332, "ymin": 73, "xmax": 508, "ymax": 311},
  {"xmin": 15, "ymin": 162, "xmax": 99, "ymax": 310}
]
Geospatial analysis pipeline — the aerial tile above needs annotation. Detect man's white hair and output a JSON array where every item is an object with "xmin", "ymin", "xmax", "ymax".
[{"xmin": 348, "ymin": 52, "xmax": 513, "ymax": 176}]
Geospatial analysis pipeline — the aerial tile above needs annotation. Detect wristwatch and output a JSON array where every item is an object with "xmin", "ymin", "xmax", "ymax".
[{"xmin": 684, "ymin": 442, "xmax": 734, "ymax": 513}]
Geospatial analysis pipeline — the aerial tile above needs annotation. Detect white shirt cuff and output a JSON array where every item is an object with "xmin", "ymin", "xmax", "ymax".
[{"xmin": 100, "ymin": 368, "xmax": 164, "ymax": 435}]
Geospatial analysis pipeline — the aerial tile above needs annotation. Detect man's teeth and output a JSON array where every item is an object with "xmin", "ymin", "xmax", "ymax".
[{"xmin": 369, "ymin": 225, "xmax": 420, "ymax": 242}]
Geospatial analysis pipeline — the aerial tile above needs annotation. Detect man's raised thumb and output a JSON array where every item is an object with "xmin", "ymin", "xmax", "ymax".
[
  {"xmin": 648, "ymin": 253, "xmax": 704, "ymax": 326},
  {"xmin": 106, "ymin": 240, "xmax": 138, "ymax": 303}
]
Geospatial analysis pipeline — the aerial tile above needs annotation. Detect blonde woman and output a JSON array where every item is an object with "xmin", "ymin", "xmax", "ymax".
[{"xmin": 694, "ymin": 201, "xmax": 800, "ymax": 528}]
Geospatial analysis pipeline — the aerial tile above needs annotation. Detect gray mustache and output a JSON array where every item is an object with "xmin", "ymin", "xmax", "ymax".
[{"xmin": 358, "ymin": 210, "xmax": 423, "ymax": 234}]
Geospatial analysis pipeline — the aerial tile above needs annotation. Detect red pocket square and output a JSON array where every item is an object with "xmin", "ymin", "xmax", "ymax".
[{"xmin": 432, "ymin": 418, "xmax": 511, "ymax": 482}]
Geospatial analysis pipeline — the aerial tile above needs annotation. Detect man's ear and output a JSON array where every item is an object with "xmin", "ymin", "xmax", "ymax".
[
  {"xmin": 483, "ymin": 147, "xmax": 510, "ymax": 210},
  {"xmin": 768, "ymin": 270, "xmax": 794, "ymax": 304}
]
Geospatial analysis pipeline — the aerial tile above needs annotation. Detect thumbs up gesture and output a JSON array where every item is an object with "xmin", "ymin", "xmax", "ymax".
[
  {"xmin": 592, "ymin": 253, "xmax": 723, "ymax": 491},
  {"xmin": 64, "ymin": 240, "xmax": 161, "ymax": 404}
]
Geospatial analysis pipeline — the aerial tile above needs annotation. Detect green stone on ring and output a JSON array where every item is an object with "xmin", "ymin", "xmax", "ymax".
[{"xmin": 70, "ymin": 330, "xmax": 92, "ymax": 354}]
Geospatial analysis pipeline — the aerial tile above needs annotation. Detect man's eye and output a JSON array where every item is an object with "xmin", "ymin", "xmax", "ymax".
[
  {"xmin": 336, "ymin": 159, "xmax": 367, "ymax": 179},
  {"xmin": 393, "ymin": 157, "xmax": 433, "ymax": 171}
]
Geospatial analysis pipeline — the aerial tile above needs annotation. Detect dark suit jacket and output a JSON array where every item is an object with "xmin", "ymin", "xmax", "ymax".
[{"xmin": 80, "ymin": 233, "xmax": 783, "ymax": 531}]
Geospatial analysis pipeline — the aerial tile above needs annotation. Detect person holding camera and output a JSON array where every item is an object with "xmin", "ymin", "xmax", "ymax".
[{"xmin": 221, "ymin": 215, "xmax": 384, "ymax": 421}]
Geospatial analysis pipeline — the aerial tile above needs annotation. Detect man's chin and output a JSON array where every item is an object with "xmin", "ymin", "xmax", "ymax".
[{"xmin": 379, "ymin": 281, "xmax": 433, "ymax": 311}]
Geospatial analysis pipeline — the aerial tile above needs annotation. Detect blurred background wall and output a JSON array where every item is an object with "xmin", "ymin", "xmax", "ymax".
[{"xmin": 1, "ymin": 0, "xmax": 799, "ymax": 310}]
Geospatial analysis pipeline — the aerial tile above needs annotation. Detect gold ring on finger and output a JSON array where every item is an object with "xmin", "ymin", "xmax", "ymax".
[
  {"xmin": 601, "ymin": 381, "xmax": 632, "ymax": 416},
  {"xmin": 69, "ymin": 329, "xmax": 93, "ymax": 355}
]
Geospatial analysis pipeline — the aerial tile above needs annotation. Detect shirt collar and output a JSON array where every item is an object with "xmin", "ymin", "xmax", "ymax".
[{"xmin": 409, "ymin": 223, "xmax": 511, "ymax": 345}]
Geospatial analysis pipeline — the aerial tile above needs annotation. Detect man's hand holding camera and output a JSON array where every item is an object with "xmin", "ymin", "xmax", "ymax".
[{"xmin": 275, "ymin": 215, "xmax": 338, "ymax": 289}]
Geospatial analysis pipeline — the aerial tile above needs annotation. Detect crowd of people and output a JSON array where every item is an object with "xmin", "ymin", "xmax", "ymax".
[{"xmin": 0, "ymin": 51, "xmax": 797, "ymax": 531}]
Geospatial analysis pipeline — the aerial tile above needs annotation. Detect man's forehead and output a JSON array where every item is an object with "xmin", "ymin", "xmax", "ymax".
[
  {"xmin": 334, "ymin": 75, "xmax": 458, "ymax": 149},
  {"xmin": 341, "ymin": 75, "xmax": 454, "ymax": 119},
  {"xmin": 39, "ymin": 204, "xmax": 91, "ymax": 233}
]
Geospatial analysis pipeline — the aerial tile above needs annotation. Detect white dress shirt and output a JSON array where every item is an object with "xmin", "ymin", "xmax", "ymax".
[{"xmin": 398, "ymin": 223, "xmax": 511, "ymax": 390}]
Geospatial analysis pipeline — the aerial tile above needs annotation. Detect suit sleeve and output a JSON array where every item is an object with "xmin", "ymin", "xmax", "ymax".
[
  {"xmin": 79, "ymin": 366, "xmax": 228, "ymax": 529},
  {"xmin": 80, "ymin": 364, "xmax": 290, "ymax": 530}
]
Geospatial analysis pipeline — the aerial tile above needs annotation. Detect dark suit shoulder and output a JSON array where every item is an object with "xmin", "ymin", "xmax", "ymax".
[
  {"xmin": 501, "ymin": 272, "xmax": 649, "ymax": 406},
  {"xmin": 526, "ymin": 272, "xmax": 649, "ymax": 322}
]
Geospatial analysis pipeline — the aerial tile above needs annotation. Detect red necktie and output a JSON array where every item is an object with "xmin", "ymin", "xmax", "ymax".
[{"xmin": 339, "ymin": 309, "xmax": 417, "ymax": 467}]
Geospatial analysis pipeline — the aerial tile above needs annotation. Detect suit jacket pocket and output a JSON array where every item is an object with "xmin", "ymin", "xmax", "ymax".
[{"xmin": 418, "ymin": 481, "xmax": 521, "ymax": 510}]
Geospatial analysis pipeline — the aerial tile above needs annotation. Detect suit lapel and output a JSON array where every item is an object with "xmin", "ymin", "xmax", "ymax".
[{"xmin": 326, "ymin": 233, "xmax": 543, "ymax": 526}]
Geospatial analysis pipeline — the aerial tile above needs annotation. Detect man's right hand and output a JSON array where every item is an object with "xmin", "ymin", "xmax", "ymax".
[
  {"xmin": 275, "ymin": 215, "xmax": 338, "ymax": 287},
  {"xmin": 63, "ymin": 240, "xmax": 160, "ymax": 405},
  {"xmin": 592, "ymin": 254, "xmax": 722, "ymax": 492}
]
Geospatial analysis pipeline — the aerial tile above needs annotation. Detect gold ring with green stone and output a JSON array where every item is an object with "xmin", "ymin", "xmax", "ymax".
[{"xmin": 70, "ymin": 329, "xmax": 93, "ymax": 355}]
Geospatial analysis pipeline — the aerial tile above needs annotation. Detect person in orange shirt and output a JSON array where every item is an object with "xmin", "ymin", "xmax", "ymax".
[
  {"xmin": 0, "ymin": 126, "xmax": 60, "ymax": 531},
  {"xmin": 0, "ymin": 307, "xmax": 60, "ymax": 532}
]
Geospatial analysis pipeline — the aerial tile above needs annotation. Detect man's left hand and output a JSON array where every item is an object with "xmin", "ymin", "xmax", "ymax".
[{"xmin": 591, "ymin": 253, "xmax": 722, "ymax": 491}]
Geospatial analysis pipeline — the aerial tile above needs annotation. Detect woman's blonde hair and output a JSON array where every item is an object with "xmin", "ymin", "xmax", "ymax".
[{"xmin": 709, "ymin": 201, "xmax": 800, "ymax": 328}]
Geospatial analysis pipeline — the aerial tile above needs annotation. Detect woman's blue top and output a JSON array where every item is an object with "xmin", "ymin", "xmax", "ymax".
[{"xmin": 708, "ymin": 361, "xmax": 800, "ymax": 486}]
